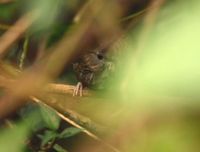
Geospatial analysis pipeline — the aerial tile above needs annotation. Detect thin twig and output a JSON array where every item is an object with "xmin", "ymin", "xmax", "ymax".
[
  {"xmin": 0, "ymin": 75, "xmax": 91, "ymax": 96},
  {"xmin": 19, "ymin": 36, "xmax": 29, "ymax": 69},
  {"xmin": 0, "ymin": 12, "xmax": 38, "ymax": 57},
  {"xmin": 31, "ymin": 97, "xmax": 121, "ymax": 152},
  {"xmin": 45, "ymin": 83, "xmax": 91, "ymax": 96},
  {"xmin": 120, "ymin": 8, "xmax": 148, "ymax": 22}
]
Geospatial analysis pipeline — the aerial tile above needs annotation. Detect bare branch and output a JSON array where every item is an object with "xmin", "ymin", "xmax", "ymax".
[{"xmin": 0, "ymin": 12, "xmax": 38, "ymax": 57}]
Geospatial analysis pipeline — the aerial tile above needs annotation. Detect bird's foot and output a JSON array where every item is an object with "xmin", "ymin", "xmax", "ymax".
[{"xmin": 73, "ymin": 82, "xmax": 83, "ymax": 96}]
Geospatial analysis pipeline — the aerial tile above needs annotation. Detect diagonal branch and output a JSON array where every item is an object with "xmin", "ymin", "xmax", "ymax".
[{"xmin": 0, "ymin": 12, "xmax": 38, "ymax": 57}]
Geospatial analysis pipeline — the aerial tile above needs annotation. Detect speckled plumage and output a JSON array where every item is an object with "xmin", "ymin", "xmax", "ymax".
[{"xmin": 73, "ymin": 50, "xmax": 113, "ymax": 89}]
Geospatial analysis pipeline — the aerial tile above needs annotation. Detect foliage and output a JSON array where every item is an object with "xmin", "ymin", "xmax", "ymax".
[{"xmin": 1, "ymin": 0, "xmax": 200, "ymax": 152}]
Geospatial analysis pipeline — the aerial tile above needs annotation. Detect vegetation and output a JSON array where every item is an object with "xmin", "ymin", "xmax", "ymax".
[{"xmin": 0, "ymin": 0, "xmax": 200, "ymax": 152}]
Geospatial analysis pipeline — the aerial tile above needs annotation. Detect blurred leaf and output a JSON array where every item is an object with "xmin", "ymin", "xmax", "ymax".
[
  {"xmin": 0, "ymin": 111, "xmax": 40, "ymax": 152},
  {"xmin": 38, "ymin": 130, "xmax": 58, "ymax": 147},
  {"xmin": 58, "ymin": 127, "xmax": 81, "ymax": 139},
  {"xmin": 40, "ymin": 105, "xmax": 61, "ymax": 130},
  {"xmin": 0, "ymin": 2, "xmax": 18, "ymax": 22},
  {"xmin": 125, "ymin": 121, "xmax": 200, "ymax": 152},
  {"xmin": 117, "ymin": 0, "xmax": 200, "ymax": 106},
  {"xmin": 26, "ymin": 0, "xmax": 64, "ymax": 32},
  {"xmin": 53, "ymin": 144, "xmax": 68, "ymax": 152},
  {"xmin": 0, "ymin": 124, "xmax": 28, "ymax": 152}
]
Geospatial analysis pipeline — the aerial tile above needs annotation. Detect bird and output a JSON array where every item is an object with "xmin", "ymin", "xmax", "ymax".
[{"xmin": 72, "ymin": 50, "xmax": 114, "ymax": 96}]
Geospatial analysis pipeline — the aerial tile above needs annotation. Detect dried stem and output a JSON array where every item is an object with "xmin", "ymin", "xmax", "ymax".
[{"xmin": 0, "ymin": 12, "xmax": 38, "ymax": 57}]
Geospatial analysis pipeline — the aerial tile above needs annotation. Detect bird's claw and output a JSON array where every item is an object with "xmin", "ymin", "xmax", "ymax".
[{"xmin": 73, "ymin": 82, "xmax": 83, "ymax": 96}]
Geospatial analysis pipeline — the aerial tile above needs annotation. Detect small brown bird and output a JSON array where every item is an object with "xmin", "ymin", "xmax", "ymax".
[{"xmin": 73, "ymin": 50, "xmax": 114, "ymax": 96}]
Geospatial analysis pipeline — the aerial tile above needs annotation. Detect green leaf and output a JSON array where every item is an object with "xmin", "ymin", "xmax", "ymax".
[
  {"xmin": 39, "ymin": 130, "xmax": 58, "ymax": 147},
  {"xmin": 58, "ymin": 127, "xmax": 81, "ymax": 139},
  {"xmin": 40, "ymin": 105, "xmax": 61, "ymax": 130},
  {"xmin": 0, "ymin": 2, "xmax": 18, "ymax": 21},
  {"xmin": 53, "ymin": 144, "xmax": 68, "ymax": 152},
  {"xmin": 0, "ymin": 111, "xmax": 40, "ymax": 152}
]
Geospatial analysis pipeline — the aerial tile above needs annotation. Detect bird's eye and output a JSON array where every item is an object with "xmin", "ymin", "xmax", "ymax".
[{"xmin": 97, "ymin": 54, "xmax": 103, "ymax": 60}]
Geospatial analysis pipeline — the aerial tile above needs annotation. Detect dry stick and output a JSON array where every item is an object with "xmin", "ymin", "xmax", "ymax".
[
  {"xmin": 0, "ymin": 0, "xmax": 115, "ymax": 119},
  {"xmin": 0, "ymin": 2, "xmax": 126, "ymax": 150},
  {"xmin": 0, "ymin": 18, "xmax": 92, "ymax": 118},
  {"xmin": 0, "ymin": 78, "xmax": 121, "ymax": 152},
  {"xmin": 0, "ymin": 23, "xmax": 10, "ymax": 30},
  {"xmin": 119, "ymin": 8, "xmax": 148, "ymax": 22},
  {"xmin": 0, "ymin": 75, "xmax": 119, "ymax": 151},
  {"xmin": 31, "ymin": 97, "xmax": 121, "ymax": 152},
  {"xmin": 0, "ymin": 76, "xmax": 103, "ymax": 132},
  {"xmin": 0, "ymin": 64, "xmax": 103, "ymax": 134},
  {"xmin": 46, "ymin": 83, "xmax": 91, "ymax": 96},
  {"xmin": 0, "ymin": 61, "xmax": 90, "ymax": 96},
  {"xmin": 0, "ymin": 0, "xmax": 131, "ymax": 118},
  {"xmin": 0, "ymin": 74, "xmax": 90, "ymax": 96},
  {"xmin": 0, "ymin": 0, "xmax": 146, "ymax": 118},
  {"xmin": 35, "ymin": 34, "xmax": 49, "ymax": 61},
  {"xmin": 0, "ymin": 12, "xmax": 38, "ymax": 57},
  {"xmin": 31, "ymin": 97, "xmax": 99, "ymax": 137}
]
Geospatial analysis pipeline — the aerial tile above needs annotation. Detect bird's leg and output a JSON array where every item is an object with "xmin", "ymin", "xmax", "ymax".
[
  {"xmin": 79, "ymin": 82, "xmax": 83, "ymax": 96},
  {"xmin": 73, "ymin": 82, "xmax": 83, "ymax": 96}
]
